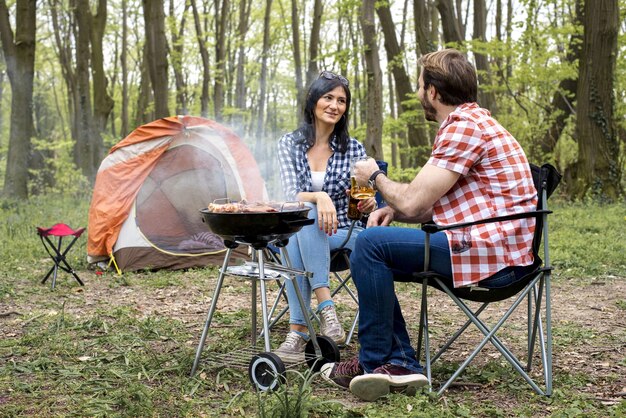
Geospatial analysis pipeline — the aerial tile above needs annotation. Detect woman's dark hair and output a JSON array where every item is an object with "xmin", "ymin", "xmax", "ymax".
[
  {"xmin": 295, "ymin": 73, "xmax": 351, "ymax": 152},
  {"xmin": 418, "ymin": 49, "xmax": 477, "ymax": 106}
]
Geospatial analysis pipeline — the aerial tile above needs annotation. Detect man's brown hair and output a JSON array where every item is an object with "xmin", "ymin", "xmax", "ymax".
[{"xmin": 418, "ymin": 49, "xmax": 478, "ymax": 106}]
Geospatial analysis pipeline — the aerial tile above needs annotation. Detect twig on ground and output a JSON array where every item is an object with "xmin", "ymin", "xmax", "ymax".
[
  {"xmin": 21, "ymin": 313, "xmax": 46, "ymax": 326},
  {"xmin": 0, "ymin": 311, "xmax": 22, "ymax": 317},
  {"xmin": 448, "ymin": 382, "xmax": 484, "ymax": 388}
]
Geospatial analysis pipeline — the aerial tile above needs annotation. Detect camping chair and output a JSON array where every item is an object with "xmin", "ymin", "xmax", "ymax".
[
  {"xmin": 413, "ymin": 163, "xmax": 561, "ymax": 396},
  {"xmin": 36, "ymin": 223, "xmax": 86, "ymax": 290},
  {"xmin": 264, "ymin": 161, "xmax": 388, "ymax": 346}
]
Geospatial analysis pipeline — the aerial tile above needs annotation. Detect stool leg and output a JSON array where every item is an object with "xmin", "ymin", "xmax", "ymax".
[
  {"xmin": 51, "ymin": 236, "xmax": 63, "ymax": 290},
  {"xmin": 41, "ymin": 265, "xmax": 55, "ymax": 284}
]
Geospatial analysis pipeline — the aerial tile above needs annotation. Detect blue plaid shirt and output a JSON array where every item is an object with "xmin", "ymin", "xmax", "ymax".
[{"xmin": 278, "ymin": 131, "xmax": 367, "ymax": 228}]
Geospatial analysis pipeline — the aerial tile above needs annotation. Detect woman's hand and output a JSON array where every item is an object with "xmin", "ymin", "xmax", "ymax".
[
  {"xmin": 357, "ymin": 196, "xmax": 377, "ymax": 215},
  {"xmin": 314, "ymin": 192, "xmax": 338, "ymax": 236}
]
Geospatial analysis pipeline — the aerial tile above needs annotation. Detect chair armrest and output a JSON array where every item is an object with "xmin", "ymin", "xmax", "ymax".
[{"xmin": 421, "ymin": 209, "xmax": 552, "ymax": 234}]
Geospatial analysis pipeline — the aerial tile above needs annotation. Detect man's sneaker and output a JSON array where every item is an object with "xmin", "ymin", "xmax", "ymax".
[
  {"xmin": 274, "ymin": 331, "xmax": 307, "ymax": 364},
  {"xmin": 349, "ymin": 364, "xmax": 429, "ymax": 402},
  {"xmin": 319, "ymin": 305, "xmax": 346, "ymax": 345},
  {"xmin": 319, "ymin": 357, "xmax": 364, "ymax": 389}
]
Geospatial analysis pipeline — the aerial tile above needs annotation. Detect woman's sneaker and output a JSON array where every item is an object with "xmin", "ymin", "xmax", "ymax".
[
  {"xmin": 319, "ymin": 305, "xmax": 346, "ymax": 345},
  {"xmin": 274, "ymin": 331, "xmax": 307, "ymax": 363},
  {"xmin": 349, "ymin": 364, "xmax": 429, "ymax": 401}
]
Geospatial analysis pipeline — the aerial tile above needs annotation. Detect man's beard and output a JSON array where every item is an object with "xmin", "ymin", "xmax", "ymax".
[{"xmin": 420, "ymin": 95, "xmax": 437, "ymax": 122}]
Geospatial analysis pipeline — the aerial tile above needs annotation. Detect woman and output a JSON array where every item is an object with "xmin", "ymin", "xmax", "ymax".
[{"xmin": 276, "ymin": 71, "xmax": 376, "ymax": 363}]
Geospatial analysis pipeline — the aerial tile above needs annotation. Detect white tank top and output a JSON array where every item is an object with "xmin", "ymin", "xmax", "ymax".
[{"xmin": 310, "ymin": 171, "xmax": 325, "ymax": 192}]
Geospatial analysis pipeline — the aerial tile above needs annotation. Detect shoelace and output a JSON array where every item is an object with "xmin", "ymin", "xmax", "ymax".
[
  {"xmin": 334, "ymin": 357, "xmax": 362, "ymax": 377},
  {"xmin": 320, "ymin": 307, "xmax": 340, "ymax": 327},
  {"xmin": 280, "ymin": 332, "xmax": 302, "ymax": 349}
]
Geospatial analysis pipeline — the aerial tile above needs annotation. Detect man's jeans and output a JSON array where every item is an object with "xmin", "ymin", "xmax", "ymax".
[{"xmin": 350, "ymin": 226, "xmax": 534, "ymax": 373}]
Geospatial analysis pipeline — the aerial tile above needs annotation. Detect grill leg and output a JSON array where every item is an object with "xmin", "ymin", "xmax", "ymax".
[{"xmin": 191, "ymin": 248, "xmax": 233, "ymax": 376}]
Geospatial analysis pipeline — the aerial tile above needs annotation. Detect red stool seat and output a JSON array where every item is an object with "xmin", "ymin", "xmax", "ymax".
[{"xmin": 36, "ymin": 223, "xmax": 85, "ymax": 289}]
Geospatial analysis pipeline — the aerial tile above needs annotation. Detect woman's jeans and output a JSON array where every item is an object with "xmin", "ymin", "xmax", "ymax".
[
  {"xmin": 350, "ymin": 226, "xmax": 536, "ymax": 373},
  {"xmin": 283, "ymin": 202, "xmax": 363, "ymax": 327}
]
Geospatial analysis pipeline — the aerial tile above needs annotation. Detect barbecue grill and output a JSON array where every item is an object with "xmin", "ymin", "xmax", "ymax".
[{"xmin": 190, "ymin": 201, "xmax": 340, "ymax": 391}]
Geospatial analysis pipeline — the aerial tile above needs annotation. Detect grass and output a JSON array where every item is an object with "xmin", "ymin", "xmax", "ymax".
[{"xmin": 1, "ymin": 195, "xmax": 625, "ymax": 416}]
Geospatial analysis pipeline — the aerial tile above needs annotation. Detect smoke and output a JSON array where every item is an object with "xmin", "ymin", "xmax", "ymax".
[{"xmin": 221, "ymin": 119, "xmax": 286, "ymax": 202}]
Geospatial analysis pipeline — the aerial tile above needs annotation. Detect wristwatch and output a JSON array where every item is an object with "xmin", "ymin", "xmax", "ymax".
[{"xmin": 368, "ymin": 169, "xmax": 386, "ymax": 191}]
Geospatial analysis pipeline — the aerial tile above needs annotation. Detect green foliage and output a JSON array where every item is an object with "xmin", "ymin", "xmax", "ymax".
[
  {"xmin": 549, "ymin": 202, "xmax": 626, "ymax": 278},
  {"xmin": 256, "ymin": 369, "xmax": 341, "ymax": 418}
]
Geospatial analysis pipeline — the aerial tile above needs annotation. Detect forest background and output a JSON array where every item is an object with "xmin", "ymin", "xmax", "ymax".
[{"xmin": 0, "ymin": 0, "xmax": 624, "ymax": 202}]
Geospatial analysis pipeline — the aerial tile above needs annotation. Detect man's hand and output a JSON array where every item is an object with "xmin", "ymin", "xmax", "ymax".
[
  {"xmin": 367, "ymin": 206, "xmax": 394, "ymax": 227},
  {"xmin": 353, "ymin": 158, "xmax": 379, "ymax": 187}
]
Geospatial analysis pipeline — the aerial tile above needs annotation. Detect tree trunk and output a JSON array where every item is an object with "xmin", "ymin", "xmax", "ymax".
[
  {"xmin": 255, "ymin": 0, "xmax": 272, "ymax": 152},
  {"xmin": 472, "ymin": 0, "xmax": 496, "ymax": 113},
  {"xmin": 143, "ymin": 0, "xmax": 170, "ymax": 118},
  {"xmin": 414, "ymin": 0, "xmax": 434, "ymax": 55},
  {"xmin": 48, "ymin": 0, "xmax": 77, "ymax": 141},
  {"xmin": 234, "ymin": 0, "xmax": 251, "ymax": 126},
  {"xmin": 134, "ymin": 43, "xmax": 154, "ymax": 126},
  {"xmin": 436, "ymin": 0, "xmax": 462, "ymax": 45},
  {"xmin": 569, "ymin": 0, "xmax": 621, "ymax": 201},
  {"xmin": 0, "ymin": 0, "xmax": 36, "ymax": 199},
  {"xmin": 306, "ymin": 0, "xmax": 323, "ymax": 86},
  {"xmin": 376, "ymin": 2, "xmax": 430, "ymax": 166},
  {"xmin": 537, "ymin": 0, "xmax": 582, "ymax": 156},
  {"xmin": 387, "ymin": 71, "xmax": 398, "ymax": 168},
  {"xmin": 359, "ymin": 0, "xmax": 384, "ymax": 160},
  {"xmin": 169, "ymin": 0, "xmax": 189, "ymax": 116},
  {"xmin": 89, "ymin": 0, "xmax": 113, "ymax": 174},
  {"xmin": 73, "ymin": 0, "xmax": 99, "ymax": 181},
  {"xmin": 0, "ymin": 48, "xmax": 5, "ymax": 146},
  {"xmin": 290, "ymin": 0, "xmax": 304, "ymax": 117},
  {"xmin": 190, "ymin": 0, "xmax": 210, "ymax": 117},
  {"xmin": 214, "ymin": 0, "xmax": 229, "ymax": 121},
  {"xmin": 347, "ymin": 12, "xmax": 365, "ymax": 127},
  {"xmin": 121, "ymin": 0, "xmax": 129, "ymax": 137}
]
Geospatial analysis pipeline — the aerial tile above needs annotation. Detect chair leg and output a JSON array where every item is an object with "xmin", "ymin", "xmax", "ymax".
[
  {"xmin": 330, "ymin": 270, "xmax": 360, "ymax": 346},
  {"xmin": 434, "ymin": 276, "xmax": 548, "ymax": 395},
  {"xmin": 543, "ymin": 274, "xmax": 553, "ymax": 395},
  {"xmin": 416, "ymin": 279, "xmax": 433, "ymax": 390},
  {"xmin": 432, "ymin": 303, "xmax": 489, "ymax": 364},
  {"xmin": 345, "ymin": 310, "xmax": 358, "ymax": 346}
]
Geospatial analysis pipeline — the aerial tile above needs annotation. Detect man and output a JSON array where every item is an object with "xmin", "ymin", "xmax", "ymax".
[{"xmin": 320, "ymin": 48, "xmax": 537, "ymax": 402}]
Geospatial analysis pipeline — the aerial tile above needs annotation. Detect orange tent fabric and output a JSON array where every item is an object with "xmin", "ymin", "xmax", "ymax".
[{"xmin": 87, "ymin": 116, "xmax": 266, "ymax": 266}]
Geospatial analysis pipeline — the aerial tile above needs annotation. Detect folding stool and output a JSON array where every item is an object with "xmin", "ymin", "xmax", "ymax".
[{"xmin": 36, "ymin": 223, "xmax": 86, "ymax": 290}]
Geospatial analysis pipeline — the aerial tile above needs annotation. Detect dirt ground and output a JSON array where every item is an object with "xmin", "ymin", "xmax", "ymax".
[{"xmin": 1, "ymin": 270, "xmax": 625, "ymax": 414}]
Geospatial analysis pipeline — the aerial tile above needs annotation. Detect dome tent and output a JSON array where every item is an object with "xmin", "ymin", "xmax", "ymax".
[{"xmin": 87, "ymin": 116, "xmax": 267, "ymax": 272}]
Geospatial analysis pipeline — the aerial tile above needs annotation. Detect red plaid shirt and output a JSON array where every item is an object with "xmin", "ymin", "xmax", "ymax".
[{"xmin": 427, "ymin": 103, "xmax": 537, "ymax": 288}]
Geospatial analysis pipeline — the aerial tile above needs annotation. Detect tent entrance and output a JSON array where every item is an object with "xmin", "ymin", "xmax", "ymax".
[{"xmin": 135, "ymin": 143, "xmax": 233, "ymax": 255}]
